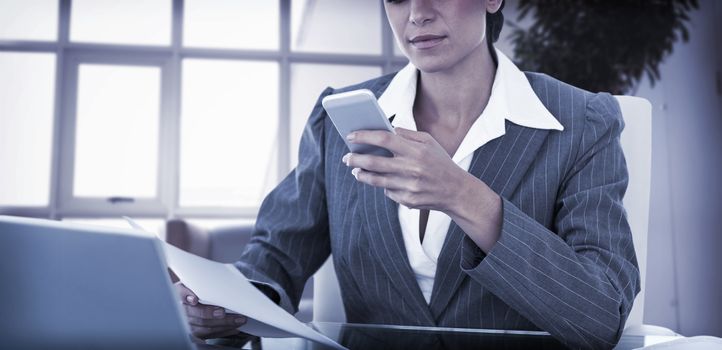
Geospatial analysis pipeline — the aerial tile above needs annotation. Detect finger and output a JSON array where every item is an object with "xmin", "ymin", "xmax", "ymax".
[
  {"xmin": 191, "ymin": 325, "xmax": 241, "ymax": 339},
  {"xmin": 384, "ymin": 188, "xmax": 403, "ymax": 203},
  {"xmin": 384, "ymin": 188, "xmax": 432, "ymax": 210},
  {"xmin": 187, "ymin": 314, "xmax": 247, "ymax": 328},
  {"xmin": 347, "ymin": 130, "xmax": 410, "ymax": 155},
  {"xmin": 211, "ymin": 328, "xmax": 244, "ymax": 339},
  {"xmin": 352, "ymin": 168, "xmax": 405, "ymax": 190},
  {"xmin": 342, "ymin": 153, "xmax": 400, "ymax": 174},
  {"xmin": 185, "ymin": 303, "xmax": 228, "ymax": 320},
  {"xmin": 384, "ymin": 188, "xmax": 414, "ymax": 209},
  {"xmin": 176, "ymin": 282, "xmax": 198, "ymax": 305},
  {"xmin": 394, "ymin": 127, "xmax": 431, "ymax": 143},
  {"xmin": 384, "ymin": 188, "xmax": 402, "ymax": 207}
]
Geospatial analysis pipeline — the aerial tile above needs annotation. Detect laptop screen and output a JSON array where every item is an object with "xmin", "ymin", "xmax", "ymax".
[{"xmin": 0, "ymin": 216, "xmax": 194, "ymax": 350}]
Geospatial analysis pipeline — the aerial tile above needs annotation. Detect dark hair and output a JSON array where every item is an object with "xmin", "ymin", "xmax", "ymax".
[{"xmin": 486, "ymin": 1, "xmax": 505, "ymax": 43}]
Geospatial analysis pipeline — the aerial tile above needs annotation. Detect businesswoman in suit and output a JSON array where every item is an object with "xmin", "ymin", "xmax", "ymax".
[{"xmin": 179, "ymin": 0, "xmax": 640, "ymax": 348}]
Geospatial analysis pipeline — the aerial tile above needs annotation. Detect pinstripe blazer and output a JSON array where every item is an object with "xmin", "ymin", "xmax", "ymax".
[{"xmin": 235, "ymin": 71, "xmax": 640, "ymax": 349}]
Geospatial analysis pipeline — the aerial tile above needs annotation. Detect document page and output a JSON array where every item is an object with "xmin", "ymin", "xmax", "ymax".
[
  {"xmin": 123, "ymin": 216, "xmax": 344, "ymax": 349},
  {"xmin": 160, "ymin": 241, "xmax": 346, "ymax": 350}
]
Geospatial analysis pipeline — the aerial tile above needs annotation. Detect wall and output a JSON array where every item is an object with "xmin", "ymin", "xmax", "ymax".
[
  {"xmin": 499, "ymin": 0, "xmax": 722, "ymax": 336},
  {"xmin": 637, "ymin": 0, "xmax": 722, "ymax": 336}
]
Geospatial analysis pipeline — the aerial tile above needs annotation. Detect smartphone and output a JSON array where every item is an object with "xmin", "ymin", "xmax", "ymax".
[{"xmin": 322, "ymin": 89, "xmax": 396, "ymax": 157}]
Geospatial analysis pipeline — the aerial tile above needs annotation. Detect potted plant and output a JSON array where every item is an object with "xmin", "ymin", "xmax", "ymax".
[{"xmin": 509, "ymin": 0, "xmax": 699, "ymax": 94}]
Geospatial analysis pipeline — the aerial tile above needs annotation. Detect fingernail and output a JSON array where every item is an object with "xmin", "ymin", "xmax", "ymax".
[
  {"xmin": 346, "ymin": 133, "xmax": 356, "ymax": 141},
  {"xmin": 186, "ymin": 295, "xmax": 196, "ymax": 304},
  {"xmin": 235, "ymin": 317, "xmax": 246, "ymax": 325},
  {"xmin": 352, "ymin": 168, "xmax": 360, "ymax": 179},
  {"xmin": 342, "ymin": 153, "xmax": 350, "ymax": 165},
  {"xmin": 213, "ymin": 309, "xmax": 224, "ymax": 319}
]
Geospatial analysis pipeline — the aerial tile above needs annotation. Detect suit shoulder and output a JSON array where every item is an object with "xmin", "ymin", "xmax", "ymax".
[
  {"xmin": 524, "ymin": 72, "xmax": 624, "ymax": 140},
  {"xmin": 523, "ymin": 71, "xmax": 603, "ymax": 129},
  {"xmin": 523, "ymin": 71, "xmax": 597, "ymax": 105}
]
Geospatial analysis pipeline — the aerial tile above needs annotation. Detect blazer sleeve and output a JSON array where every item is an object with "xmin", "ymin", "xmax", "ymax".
[
  {"xmin": 234, "ymin": 87, "xmax": 335, "ymax": 314},
  {"xmin": 460, "ymin": 93, "xmax": 641, "ymax": 349}
]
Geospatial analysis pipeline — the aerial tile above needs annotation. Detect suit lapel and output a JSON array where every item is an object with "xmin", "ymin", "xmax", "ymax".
[
  {"xmin": 360, "ymin": 182, "xmax": 436, "ymax": 326},
  {"xmin": 428, "ymin": 121, "xmax": 551, "ymax": 320},
  {"xmin": 354, "ymin": 76, "xmax": 436, "ymax": 326}
]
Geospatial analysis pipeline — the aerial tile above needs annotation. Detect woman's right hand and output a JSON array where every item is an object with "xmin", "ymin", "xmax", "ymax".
[{"xmin": 176, "ymin": 282, "xmax": 248, "ymax": 339}]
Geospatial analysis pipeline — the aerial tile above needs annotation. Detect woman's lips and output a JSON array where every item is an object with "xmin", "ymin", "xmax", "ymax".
[{"xmin": 409, "ymin": 35, "xmax": 446, "ymax": 50}]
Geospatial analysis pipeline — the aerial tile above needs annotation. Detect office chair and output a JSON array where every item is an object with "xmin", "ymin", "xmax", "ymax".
[
  {"xmin": 312, "ymin": 96, "xmax": 676, "ymax": 336},
  {"xmin": 616, "ymin": 96, "xmax": 652, "ymax": 331},
  {"xmin": 615, "ymin": 96, "xmax": 676, "ymax": 336}
]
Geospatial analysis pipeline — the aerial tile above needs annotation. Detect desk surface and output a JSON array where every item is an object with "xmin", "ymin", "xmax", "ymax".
[{"xmin": 206, "ymin": 322, "xmax": 682, "ymax": 350}]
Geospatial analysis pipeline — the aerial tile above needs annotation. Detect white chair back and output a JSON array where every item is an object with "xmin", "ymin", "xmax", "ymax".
[
  {"xmin": 616, "ymin": 96, "xmax": 653, "ymax": 329},
  {"xmin": 313, "ymin": 257, "xmax": 346, "ymax": 322},
  {"xmin": 312, "ymin": 96, "xmax": 653, "ymax": 327}
]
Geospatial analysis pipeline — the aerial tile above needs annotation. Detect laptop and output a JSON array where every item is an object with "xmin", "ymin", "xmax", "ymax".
[{"xmin": 0, "ymin": 215, "xmax": 196, "ymax": 350}]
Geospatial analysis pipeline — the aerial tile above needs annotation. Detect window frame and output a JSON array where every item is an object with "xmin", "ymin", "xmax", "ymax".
[
  {"xmin": 57, "ymin": 52, "xmax": 173, "ymax": 217},
  {"xmin": 0, "ymin": 0, "xmax": 408, "ymax": 221}
]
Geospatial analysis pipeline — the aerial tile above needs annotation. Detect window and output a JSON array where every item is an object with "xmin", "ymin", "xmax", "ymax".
[
  {"xmin": 73, "ymin": 64, "xmax": 162, "ymax": 198},
  {"xmin": 183, "ymin": 0, "xmax": 279, "ymax": 50},
  {"xmin": 291, "ymin": 0, "xmax": 382, "ymax": 54},
  {"xmin": 180, "ymin": 59, "xmax": 279, "ymax": 208},
  {"xmin": 53, "ymin": 53, "xmax": 172, "ymax": 217},
  {"xmin": 0, "ymin": 0, "xmax": 407, "ymax": 221},
  {"xmin": 0, "ymin": 0, "xmax": 58, "ymax": 41},
  {"xmin": 70, "ymin": 0, "xmax": 172, "ymax": 46},
  {"xmin": 0, "ymin": 52, "xmax": 56, "ymax": 206}
]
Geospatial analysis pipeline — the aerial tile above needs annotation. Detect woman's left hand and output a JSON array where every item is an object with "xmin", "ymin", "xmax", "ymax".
[
  {"xmin": 345, "ymin": 127, "xmax": 503, "ymax": 252},
  {"xmin": 343, "ymin": 127, "xmax": 469, "ymax": 214}
]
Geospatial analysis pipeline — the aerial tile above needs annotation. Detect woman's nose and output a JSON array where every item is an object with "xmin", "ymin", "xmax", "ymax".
[{"xmin": 409, "ymin": 0, "xmax": 435, "ymax": 26}]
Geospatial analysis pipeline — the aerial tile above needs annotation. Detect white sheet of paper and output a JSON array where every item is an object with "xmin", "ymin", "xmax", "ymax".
[
  {"xmin": 160, "ymin": 240, "xmax": 346, "ymax": 350},
  {"xmin": 636, "ymin": 336, "xmax": 722, "ymax": 350}
]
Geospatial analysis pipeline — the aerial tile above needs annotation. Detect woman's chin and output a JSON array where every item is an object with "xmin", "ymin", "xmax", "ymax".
[{"xmin": 411, "ymin": 57, "xmax": 455, "ymax": 74}]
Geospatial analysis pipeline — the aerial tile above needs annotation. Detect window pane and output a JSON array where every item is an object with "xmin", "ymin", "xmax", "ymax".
[
  {"xmin": 180, "ymin": 59, "xmax": 278, "ymax": 207},
  {"xmin": 0, "ymin": 0, "xmax": 58, "ymax": 41},
  {"xmin": 291, "ymin": 0, "xmax": 381, "ymax": 54},
  {"xmin": 0, "ymin": 52, "xmax": 56, "ymax": 206},
  {"xmin": 73, "ymin": 64, "xmax": 161, "ymax": 198},
  {"xmin": 290, "ymin": 64, "xmax": 382, "ymax": 169},
  {"xmin": 70, "ymin": 0, "xmax": 171, "ymax": 46},
  {"xmin": 184, "ymin": 0, "xmax": 278, "ymax": 50},
  {"xmin": 186, "ymin": 219, "xmax": 255, "ymax": 230}
]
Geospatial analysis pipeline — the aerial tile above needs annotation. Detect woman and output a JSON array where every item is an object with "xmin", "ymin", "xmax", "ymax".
[{"xmin": 179, "ymin": 0, "xmax": 639, "ymax": 348}]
